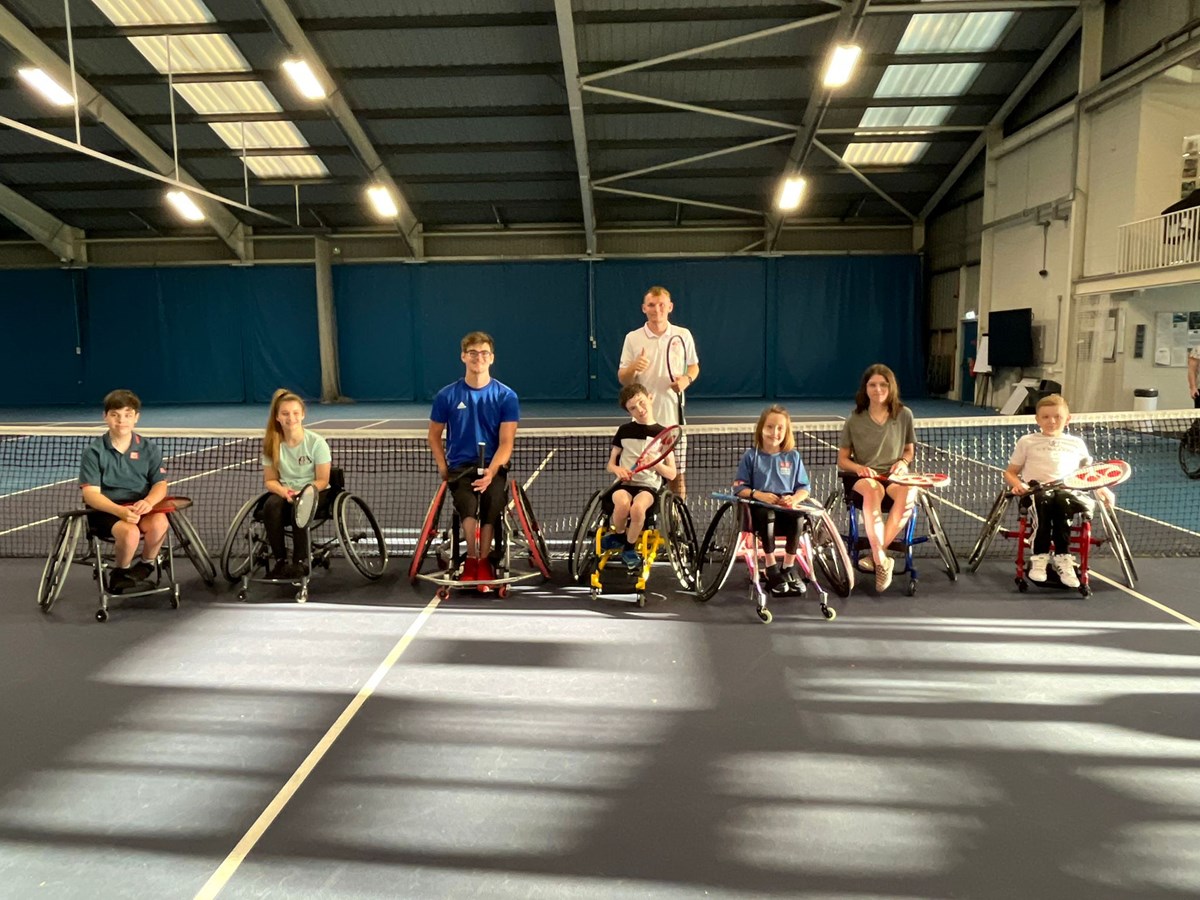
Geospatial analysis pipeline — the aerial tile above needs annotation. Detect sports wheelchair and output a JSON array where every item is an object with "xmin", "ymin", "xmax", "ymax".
[
  {"xmin": 826, "ymin": 477, "xmax": 959, "ymax": 595},
  {"xmin": 408, "ymin": 478, "xmax": 551, "ymax": 598},
  {"xmin": 966, "ymin": 488, "xmax": 1136, "ymax": 596},
  {"xmin": 695, "ymin": 494, "xmax": 852, "ymax": 623},
  {"xmin": 220, "ymin": 468, "xmax": 388, "ymax": 603},
  {"xmin": 37, "ymin": 496, "xmax": 215, "ymax": 623},
  {"xmin": 567, "ymin": 483, "xmax": 698, "ymax": 607}
]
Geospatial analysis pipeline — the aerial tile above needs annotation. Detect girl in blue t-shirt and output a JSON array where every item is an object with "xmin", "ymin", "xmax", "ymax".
[
  {"xmin": 733, "ymin": 405, "xmax": 810, "ymax": 596},
  {"xmin": 260, "ymin": 389, "xmax": 332, "ymax": 579}
]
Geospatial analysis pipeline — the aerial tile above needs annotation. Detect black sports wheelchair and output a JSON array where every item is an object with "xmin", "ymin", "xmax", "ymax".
[
  {"xmin": 37, "ymin": 496, "xmax": 215, "ymax": 623},
  {"xmin": 567, "ymin": 482, "xmax": 698, "ymax": 607},
  {"xmin": 220, "ymin": 467, "xmax": 387, "ymax": 603}
]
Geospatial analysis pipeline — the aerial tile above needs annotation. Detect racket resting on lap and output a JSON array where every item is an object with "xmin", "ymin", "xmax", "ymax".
[
  {"xmin": 884, "ymin": 471, "xmax": 951, "ymax": 489},
  {"xmin": 1029, "ymin": 459, "xmax": 1130, "ymax": 494},
  {"xmin": 621, "ymin": 425, "xmax": 681, "ymax": 480}
]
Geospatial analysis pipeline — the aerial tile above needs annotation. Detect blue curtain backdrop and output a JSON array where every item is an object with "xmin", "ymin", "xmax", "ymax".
[{"xmin": 0, "ymin": 256, "xmax": 922, "ymax": 405}]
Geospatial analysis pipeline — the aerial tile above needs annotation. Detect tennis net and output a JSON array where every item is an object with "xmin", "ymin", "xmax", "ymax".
[{"xmin": 2, "ymin": 409, "xmax": 1198, "ymax": 562}]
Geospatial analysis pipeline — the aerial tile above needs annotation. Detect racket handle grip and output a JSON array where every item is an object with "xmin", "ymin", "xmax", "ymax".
[{"xmin": 477, "ymin": 442, "xmax": 487, "ymax": 476}]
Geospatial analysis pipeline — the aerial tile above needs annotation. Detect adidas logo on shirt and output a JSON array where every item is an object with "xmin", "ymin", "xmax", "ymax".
[{"xmin": 457, "ymin": 402, "xmax": 467, "ymax": 409}]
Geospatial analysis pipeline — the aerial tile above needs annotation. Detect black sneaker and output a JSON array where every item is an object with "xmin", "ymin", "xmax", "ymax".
[
  {"xmin": 127, "ymin": 560, "xmax": 155, "ymax": 581},
  {"xmin": 281, "ymin": 562, "xmax": 307, "ymax": 580},
  {"xmin": 764, "ymin": 564, "xmax": 788, "ymax": 596},
  {"xmin": 783, "ymin": 564, "xmax": 804, "ymax": 595},
  {"xmin": 269, "ymin": 559, "xmax": 290, "ymax": 579},
  {"xmin": 106, "ymin": 568, "xmax": 136, "ymax": 593}
]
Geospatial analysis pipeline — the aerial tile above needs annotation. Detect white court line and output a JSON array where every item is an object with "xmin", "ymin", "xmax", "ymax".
[
  {"xmin": 1088, "ymin": 571, "xmax": 1200, "ymax": 630},
  {"xmin": 355, "ymin": 420, "xmax": 389, "ymax": 430},
  {"xmin": 193, "ymin": 594, "xmax": 443, "ymax": 900}
]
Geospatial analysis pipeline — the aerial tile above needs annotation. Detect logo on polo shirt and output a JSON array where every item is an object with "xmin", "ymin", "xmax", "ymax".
[
  {"xmin": 298, "ymin": 455, "xmax": 312, "ymax": 465},
  {"xmin": 130, "ymin": 451, "xmax": 139, "ymax": 460},
  {"xmin": 457, "ymin": 401, "xmax": 467, "ymax": 409},
  {"xmin": 780, "ymin": 460, "xmax": 792, "ymax": 474}
]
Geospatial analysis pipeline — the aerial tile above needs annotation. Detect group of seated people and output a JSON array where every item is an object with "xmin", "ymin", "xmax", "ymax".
[{"xmin": 78, "ymin": 345, "xmax": 1106, "ymax": 597}]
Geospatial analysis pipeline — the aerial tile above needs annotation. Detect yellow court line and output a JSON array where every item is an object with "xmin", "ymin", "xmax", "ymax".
[
  {"xmin": 193, "ymin": 594, "xmax": 443, "ymax": 900},
  {"xmin": 1089, "ymin": 571, "xmax": 1200, "ymax": 630}
]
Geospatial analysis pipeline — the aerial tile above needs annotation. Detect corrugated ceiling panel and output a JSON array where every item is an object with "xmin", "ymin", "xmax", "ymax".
[
  {"xmin": 313, "ymin": 26, "xmax": 562, "ymax": 68},
  {"xmin": 341, "ymin": 75, "xmax": 565, "ymax": 109},
  {"xmin": 366, "ymin": 117, "xmax": 572, "ymax": 145},
  {"xmin": 289, "ymin": 0, "xmax": 541, "ymax": 16}
]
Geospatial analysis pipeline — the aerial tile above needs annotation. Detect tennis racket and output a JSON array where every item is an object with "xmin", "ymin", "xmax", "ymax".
[
  {"xmin": 666, "ymin": 333, "xmax": 687, "ymax": 427},
  {"xmin": 292, "ymin": 483, "xmax": 319, "ymax": 529},
  {"xmin": 123, "ymin": 496, "xmax": 192, "ymax": 514},
  {"xmin": 884, "ymin": 472, "xmax": 951, "ymax": 489},
  {"xmin": 628, "ymin": 425, "xmax": 680, "ymax": 477},
  {"xmin": 1037, "ymin": 459, "xmax": 1130, "ymax": 492}
]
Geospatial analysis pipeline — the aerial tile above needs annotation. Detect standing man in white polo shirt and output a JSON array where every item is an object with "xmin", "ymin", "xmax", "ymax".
[{"xmin": 617, "ymin": 285, "xmax": 700, "ymax": 497}]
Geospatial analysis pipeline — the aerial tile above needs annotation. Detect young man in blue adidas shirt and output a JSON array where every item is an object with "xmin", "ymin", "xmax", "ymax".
[{"xmin": 428, "ymin": 331, "xmax": 520, "ymax": 585}]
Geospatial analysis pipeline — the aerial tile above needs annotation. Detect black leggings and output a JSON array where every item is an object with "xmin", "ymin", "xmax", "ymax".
[
  {"xmin": 1030, "ymin": 490, "xmax": 1087, "ymax": 555},
  {"xmin": 261, "ymin": 491, "xmax": 332, "ymax": 562},
  {"xmin": 748, "ymin": 505, "xmax": 799, "ymax": 555}
]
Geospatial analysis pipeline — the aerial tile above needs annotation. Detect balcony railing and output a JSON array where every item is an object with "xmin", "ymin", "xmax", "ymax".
[{"xmin": 1116, "ymin": 206, "xmax": 1200, "ymax": 273}]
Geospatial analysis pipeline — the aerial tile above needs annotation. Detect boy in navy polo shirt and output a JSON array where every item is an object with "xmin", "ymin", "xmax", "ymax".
[
  {"xmin": 79, "ymin": 389, "xmax": 169, "ymax": 591},
  {"xmin": 427, "ymin": 331, "xmax": 520, "ymax": 586}
]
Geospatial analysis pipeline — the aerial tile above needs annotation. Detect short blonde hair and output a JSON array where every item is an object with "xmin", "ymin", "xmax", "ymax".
[
  {"xmin": 1036, "ymin": 393, "xmax": 1068, "ymax": 413},
  {"xmin": 645, "ymin": 285, "xmax": 670, "ymax": 300}
]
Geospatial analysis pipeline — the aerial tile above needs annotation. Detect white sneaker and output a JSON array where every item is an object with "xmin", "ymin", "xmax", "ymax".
[
  {"xmin": 1053, "ymin": 554, "xmax": 1080, "ymax": 589},
  {"xmin": 1028, "ymin": 553, "xmax": 1050, "ymax": 583}
]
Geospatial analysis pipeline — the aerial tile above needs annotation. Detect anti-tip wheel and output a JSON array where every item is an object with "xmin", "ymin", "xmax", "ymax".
[
  {"xmin": 906, "ymin": 580, "xmax": 917, "ymax": 596},
  {"xmin": 436, "ymin": 587, "xmax": 451, "ymax": 600},
  {"xmin": 756, "ymin": 607, "xmax": 773, "ymax": 624},
  {"xmin": 1080, "ymin": 586, "xmax": 1092, "ymax": 598},
  {"xmin": 821, "ymin": 605, "xmax": 836, "ymax": 620},
  {"xmin": 171, "ymin": 586, "xmax": 180, "ymax": 609},
  {"xmin": 95, "ymin": 609, "xmax": 108, "ymax": 623},
  {"xmin": 635, "ymin": 593, "xmax": 646, "ymax": 608},
  {"xmin": 1017, "ymin": 579, "xmax": 1029, "ymax": 593},
  {"xmin": 497, "ymin": 585, "xmax": 509, "ymax": 598}
]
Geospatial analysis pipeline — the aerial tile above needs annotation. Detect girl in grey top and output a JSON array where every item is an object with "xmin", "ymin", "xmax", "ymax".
[{"xmin": 836, "ymin": 364, "xmax": 918, "ymax": 592}]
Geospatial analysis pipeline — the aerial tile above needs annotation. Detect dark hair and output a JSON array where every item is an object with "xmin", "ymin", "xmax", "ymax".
[
  {"xmin": 618, "ymin": 381, "xmax": 650, "ymax": 409},
  {"xmin": 753, "ymin": 404, "xmax": 796, "ymax": 452},
  {"xmin": 263, "ymin": 388, "xmax": 306, "ymax": 468},
  {"xmin": 854, "ymin": 364, "xmax": 903, "ymax": 418},
  {"xmin": 460, "ymin": 331, "xmax": 494, "ymax": 353},
  {"xmin": 103, "ymin": 389, "xmax": 141, "ymax": 413}
]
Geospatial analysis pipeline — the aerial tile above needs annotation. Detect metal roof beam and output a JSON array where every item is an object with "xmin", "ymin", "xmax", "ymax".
[
  {"xmin": 253, "ymin": 0, "xmax": 421, "ymax": 256},
  {"xmin": 553, "ymin": 0, "xmax": 596, "ymax": 255},
  {"xmin": 593, "ymin": 135, "xmax": 794, "ymax": 186},
  {"xmin": 811, "ymin": 140, "xmax": 916, "ymax": 220},
  {"xmin": 0, "ymin": 181, "xmax": 85, "ymax": 262},
  {"xmin": 594, "ymin": 185, "xmax": 764, "ymax": 218},
  {"xmin": 866, "ymin": 1, "xmax": 1079, "ymax": 12},
  {"xmin": 0, "ymin": 5, "xmax": 250, "ymax": 259},
  {"xmin": 582, "ymin": 85, "xmax": 796, "ymax": 130},
  {"xmin": 919, "ymin": 9, "xmax": 1081, "ymax": 220},
  {"xmin": 767, "ymin": 0, "xmax": 870, "ymax": 250}
]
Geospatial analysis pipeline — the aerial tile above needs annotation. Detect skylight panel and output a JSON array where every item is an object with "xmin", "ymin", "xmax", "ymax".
[
  {"xmin": 209, "ymin": 121, "xmax": 311, "ymax": 150},
  {"xmin": 859, "ymin": 105, "xmax": 952, "ymax": 130},
  {"xmin": 90, "ymin": 0, "xmax": 212, "ymax": 26},
  {"xmin": 842, "ymin": 142, "xmax": 930, "ymax": 166},
  {"xmin": 874, "ymin": 63, "xmax": 982, "ymax": 97},
  {"xmin": 129, "ymin": 34, "xmax": 251, "ymax": 74},
  {"xmin": 897, "ymin": 12, "xmax": 1014, "ymax": 54},
  {"xmin": 173, "ymin": 82, "xmax": 281, "ymax": 115},
  {"xmin": 243, "ymin": 156, "xmax": 330, "ymax": 179}
]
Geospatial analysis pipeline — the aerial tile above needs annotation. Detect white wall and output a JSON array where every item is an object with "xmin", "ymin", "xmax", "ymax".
[
  {"xmin": 992, "ymin": 124, "xmax": 1073, "ymax": 220},
  {"xmin": 1083, "ymin": 93, "xmax": 1141, "ymax": 276},
  {"xmin": 1136, "ymin": 82, "xmax": 1200, "ymax": 217}
]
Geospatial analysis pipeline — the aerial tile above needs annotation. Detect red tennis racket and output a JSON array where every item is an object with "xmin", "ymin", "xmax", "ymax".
[
  {"xmin": 630, "ymin": 425, "xmax": 680, "ymax": 477},
  {"xmin": 1058, "ymin": 459, "xmax": 1130, "ymax": 491},
  {"xmin": 885, "ymin": 472, "xmax": 951, "ymax": 489},
  {"xmin": 125, "ymin": 496, "xmax": 192, "ymax": 514},
  {"xmin": 666, "ymin": 334, "xmax": 687, "ymax": 427}
]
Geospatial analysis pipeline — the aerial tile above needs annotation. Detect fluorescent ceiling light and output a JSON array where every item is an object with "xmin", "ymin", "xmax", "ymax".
[
  {"xmin": 166, "ymin": 189, "xmax": 205, "ymax": 221},
  {"xmin": 17, "ymin": 68, "xmax": 74, "ymax": 106},
  {"xmin": 244, "ymin": 155, "xmax": 329, "ymax": 179},
  {"xmin": 823, "ymin": 44, "xmax": 863, "ymax": 88},
  {"xmin": 89, "ymin": 0, "xmax": 213, "ymax": 26},
  {"xmin": 897, "ymin": 12, "xmax": 1014, "ymax": 54},
  {"xmin": 874, "ymin": 63, "xmax": 982, "ymax": 98},
  {"xmin": 842, "ymin": 142, "xmax": 930, "ymax": 166},
  {"xmin": 777, "ymin": 176, "xmax": 806, "ymax": 211},
  {"xmin": 283, "ymin": 59, "xmax": 326, "ymax": 101},
  {"xmin": 129, "ymin": 34, "xmax": 250, "ymax": 74},
  {"xmin": 367, "ymin": 185, "xmax": 399, "ymax": 219}
]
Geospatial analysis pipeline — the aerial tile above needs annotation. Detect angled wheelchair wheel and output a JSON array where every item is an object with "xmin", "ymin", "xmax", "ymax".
[
  {"xmin": 568, "ymin": 489, "xmax": 606, "ymax": 584},
  {"xmin": 920, "ymin": 493, "xmax": 959, "ymax": 581},
  {"xmin": 807, "ymin": 508, "xmax": 854, "ymax": 598},
  {"xmin": 663, "ymin": 493, "xmax": 699, "ymax": 592},
  {"xmin": 967, "ymin": 491, "xmax": 1011, "ymax": 573},
  {"xmin": 38, "ymin": 513, "xmax": 84, "ymax": 613},
  {"xmin": 169, "ymin": 509, "xmax": 217, "ymax": 586},
  {"xmin": 695, "ymin": 501, "xmax": 741, "ymax": 602},
  {"xmin": 1098, "ymin": 502, "xmax": 1138, "ymax": 588},
  {"xmin": 221, "ymin": 494, "xmax": 266, "ymax": 583},
  {"xmin": 1180, "ymin": 419, "xmax": 1200, "ymax": 479},
  {"xmin": 408, "ymin": 482, "xmax": 447, "ymax": 583},
  {"xmin": 335, "ymin": 492, "xmax": 388, "ymax": 580},
  {"xmin": 510, "ymin": 482, "xmax": 551, "ymax": 580}
]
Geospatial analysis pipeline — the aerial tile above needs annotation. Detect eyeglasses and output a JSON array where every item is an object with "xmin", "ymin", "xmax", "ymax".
[{"xmin": 464, "ymin": 350, "xmax": 493, "ymax": 360}]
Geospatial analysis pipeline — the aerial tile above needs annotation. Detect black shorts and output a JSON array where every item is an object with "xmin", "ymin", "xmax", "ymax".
[
  {"xmin": 447, "ymin": 464, "xmax": 509, "ymax": 527},
  {"xmin": 601, "ymin": 483, "xmax": 658, "ymax": 516},
  {"xmin": 86, "ymin": 511, "xmax": 121, "ymax": 539},
  {"xmin": 840, "ymin": 472, "xmax": 895, "ymax": 512}
]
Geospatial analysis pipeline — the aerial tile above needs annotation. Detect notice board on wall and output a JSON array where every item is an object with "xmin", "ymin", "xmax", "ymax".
[{"xmin": 1154, "ymin": 311, "xmax": 1200, "ymax": 366}]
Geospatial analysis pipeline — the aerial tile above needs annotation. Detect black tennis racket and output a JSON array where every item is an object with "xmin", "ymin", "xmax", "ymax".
[{"xmin": 666, "ymin": 333, "xmax": 687, "ymax": 427}]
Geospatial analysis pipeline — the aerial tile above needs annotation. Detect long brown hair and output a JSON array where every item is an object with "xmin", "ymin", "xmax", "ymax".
[
  {"xmin": 853, "ymin": 364, "xmax": 903, "ymax": 418},
  {"xmin": 263, "ymin": 388, "xmax": 305, "ymax": 467},
  {"xmin": 753, "ymin": 404, "xmax": 796, "ymax": 452}
]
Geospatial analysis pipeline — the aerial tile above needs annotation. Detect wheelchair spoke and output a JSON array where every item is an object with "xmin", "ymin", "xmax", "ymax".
[
  {"xmin": 409, "ymin": 483, "xmax": 447, "ymax": 583},
  {"xmin": 1099, "ymin": 502, "xmax": 1137, "ymax": 588},
  {"xmin": 920, "ymin": 493, "xmax": 959, "ymax": 581},
  {"xmin": 220, "ymin": 494, "xmax": 264, "ymax": 583},
  {"xmin": 38, "ymin": 514, "xmax": 83, "ymax": 613},
  {"xmin": 511, "ymin": 483, "xmax": 551, "ymax": 580},
  {"xmin": 170, "ymin": 509, "xmax": 217, "ymax": 586},
  {"xmin": 808, "ymin": 509, "xmax": 854, "ymax": 598},
  {"xmin": 664, "ymin": 493, "xmax": 699, "ymax": 591},
  {"xmin": 967, "ymin": 491, "xmax": 1011, "ymax": 573},
  {"xmin": 695, "ymin": 502, "xmax": 740, "ymax": 601},
  {"xmin": 569, "ymin": 490, "xmax": 606, "ymax": 585},
  {"xmin": 336, "ymin": 493, "xmax": 389, "ymax": 580}
]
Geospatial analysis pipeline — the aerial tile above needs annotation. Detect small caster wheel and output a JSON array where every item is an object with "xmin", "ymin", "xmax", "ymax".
[
  {"xmin": 1017, "ymin": 579, "xmax": 1028, "ymax": 593},
  {"xmin": 497, "ymin": 585, "xmax": 509, "ymax": 598},
  {"xmin": 906, "ymin": 580, "xmax": 917, "ymax": 596},
  {"xmin": 756, "ymin": 607, "xmax": 773, "ymax": 624},
  {"xmin": 296, "ymin": 589, "xmax": 308, "ymax": 604},
  {"xmin": 237, "ymin": 590, "xmax": 247, "ymax": 602},
  {"xmin": 171, "ymin": 586, "xmax": 180, "ymax": 609},
  {"xmin": 589, "ymin": 588, "xmax": 600, "ymax": 600},
  {"xmin": 95, "ymin": 609, "xmax": 108, "ymax": 623},
  {"xmin": 947, "ymin": 571, "xmax": 958, "ymax": 583},
  {"xmin": 1080, "ymin": 586, "xmax": 1092, "ymax": 598},
  {"xmin": 435, "ymin": 587, "xmax": 450, "ymax": 600},
  {"xmin": 635, "ymin": 592, "xmax": 646, "ymax": 608},
  {"xmin": 822, "ymin": 605, "xmax": 836, "ymax": 620}
]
